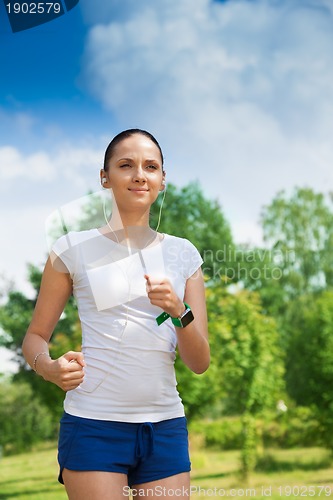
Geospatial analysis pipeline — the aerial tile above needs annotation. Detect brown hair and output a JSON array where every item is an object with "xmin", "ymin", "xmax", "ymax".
[{"xmin": 103, "ymin": 129, "xmax": 164, "ymax": 171}]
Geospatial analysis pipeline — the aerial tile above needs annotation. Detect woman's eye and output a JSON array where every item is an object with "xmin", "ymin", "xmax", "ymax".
[
  {"xmin": 146, "ymin": 165, "xmax": 157, "ymax": 170},
  {"xmin": 120, "ymin": 164, "xmax": 131, "ymax": 168}
]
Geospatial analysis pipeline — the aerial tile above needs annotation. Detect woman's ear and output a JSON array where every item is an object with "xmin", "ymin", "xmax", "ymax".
[
  {"xmin": 160, "ymin": 172, "xmax": 166, "ymax": 191},
  {"xmin": 100, "ymin": 169, "xmax": 110, "ymax": 188}
]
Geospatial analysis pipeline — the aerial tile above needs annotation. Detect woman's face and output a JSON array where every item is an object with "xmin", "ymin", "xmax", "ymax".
[{"xmin": 102, "ymin": 134, "xmax": 165, "ymax": 215}]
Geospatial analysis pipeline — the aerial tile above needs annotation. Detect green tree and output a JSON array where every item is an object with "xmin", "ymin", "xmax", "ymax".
[
  {"xmin": 285, "ymin": 290, "xmax": 333, "ymax": 450},
  {"xmin": 175, "ymin": 351, "xmax": 220, "ymax": 422},
  {"xmin": 206, "ymin": 282, "xmax": 285, "ymax": 479},
  {"xmin": 233, "ymin": 244, "xmax": 287, "ymax": 318},
  {"xmin": 260, "ymin": 187, "xmax": 333, "ymax": 297},
  {"xmin": 0, "ymin": 265, "xmax": 81, "ymax": 421},
  {"xmin": 235, "ymin": 188, "xmax": 333, "ymax": 322},
  {"xmin": 0, "ymin": 380, "xmax": 54, "ymax": 454}
]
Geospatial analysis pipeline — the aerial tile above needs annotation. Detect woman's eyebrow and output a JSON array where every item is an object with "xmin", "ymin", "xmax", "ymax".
[
  {"xmin": 117, "ymin": 157, "xmax": 134, "ymax": 162},
  {"xmin": 116, "ymin": 157, "xmax": 161, "ymax": 163}
]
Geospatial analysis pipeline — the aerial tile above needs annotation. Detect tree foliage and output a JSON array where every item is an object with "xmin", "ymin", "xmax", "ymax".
[
  {"xmin": 287, "ymin": 290, "xmax": 333, "ymax": 411},
  {"xmin": 285, "ymin": 291, "xmax": 333, "ymax": 443},
  {"xmin": 0, "ymin": 380, "xmax": 54, "ymax": 455},
  {"xmin": 206, "ymin": 281, "xmax": 285, "ymax": 477},
  {"xmin": 207, "ymin": 285, "xmax": 284, "ymax": 415},
  {"xmin": 0, "ymin": 264, "xmax": 81, "ymax": 420},
  {"xmin": 260, "ymin": 187, "xmax": 333, "ymax": 296}
]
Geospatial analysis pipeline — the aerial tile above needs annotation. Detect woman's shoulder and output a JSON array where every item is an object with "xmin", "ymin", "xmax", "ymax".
[
  {"xmin": 51, "ymin": 228, "xmax": 98, "ymax": 255},
  {"xmin": 162, "ymin": 233, "xmax": 203, "ymax": 273},
  {"xmin": 161, "ymin": 233, "xmax": 201, "ymax": 254},
  {"xmin": 162, "ymin": 233, "xmax": 195, "ymax": 246}
]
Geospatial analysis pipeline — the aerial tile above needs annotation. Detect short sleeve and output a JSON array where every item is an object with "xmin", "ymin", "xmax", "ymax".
[
  {"xmin": 50, "ymin": 233, "xmax": 77, "ymax": 276},
  {"xmin": 182, "ymin": 238, "xmax": 203, "ymax": 279}
]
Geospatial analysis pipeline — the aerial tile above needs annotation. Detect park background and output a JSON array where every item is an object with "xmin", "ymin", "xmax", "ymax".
[{"xmin": 1, "ymin": 0, "xmax": 333, "ymax": 498}]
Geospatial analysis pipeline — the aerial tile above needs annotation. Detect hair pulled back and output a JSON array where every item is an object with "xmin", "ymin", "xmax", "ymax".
[{"xmin": 103, "ymin": 129, "xmax": 164, "ymax": 171}]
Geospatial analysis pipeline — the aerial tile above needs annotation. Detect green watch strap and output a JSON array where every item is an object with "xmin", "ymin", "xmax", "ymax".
[
  {"xmin": 171, "ymin": 302, "xmax": 191, "ymax": 327},
  {"xmin": 156, "ymin": 311, "xmax": 170, "ymax": 326},
  {"xmin": 171, "ymin": 316, "xmax": 182, "ymax": 327},
  {"xmin": 156, "ymin": 303, "xmax": 191, "ymax": 327}
]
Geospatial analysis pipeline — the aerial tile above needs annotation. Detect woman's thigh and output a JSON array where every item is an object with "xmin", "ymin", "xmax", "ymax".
[
  {"xmin": 132, "ymin": 472, "xmax": 191, "ymax": 499},
  {"xmin": 62, "ymin": 469, "xmax": 128, "ymax": 500}
]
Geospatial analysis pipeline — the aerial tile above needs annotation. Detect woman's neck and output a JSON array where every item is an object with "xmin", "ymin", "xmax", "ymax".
[
  {"xmin": 109, "ymin": 207, "xmax": 150, "ymax": 230},
  {"xmin": 101, "ymin": 224, "xmax": 159, "ymax": 249}
]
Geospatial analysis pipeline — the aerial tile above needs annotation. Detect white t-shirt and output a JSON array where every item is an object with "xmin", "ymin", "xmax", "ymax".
[{"xmin": 51, "ymin": 228, "xmax": 203, "ymax": 422}]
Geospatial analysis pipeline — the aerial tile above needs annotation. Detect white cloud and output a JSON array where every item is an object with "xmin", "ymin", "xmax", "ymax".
[
  {"xmin": 0, "ymin": 143, "xmax": 104, "ymax": 188},
  {"xmin": 53, "ymin": 144, "xmax": 103, "ymax": 184},
  {"xmin": 0, "ymin": 146, "xmax": 55, "ymax": 181},
  {"xmin": 82, "ymin": 0, "xmax": 333, "ymax": 243},
  {"xmin": 0, "ymin": 205, "xmax": 51, "ymax": 296},
  {"xmin": 0, "ymin": 139, "xmax": 107, "ymax": 281},
  {"xmin": 0, "ymin": 136, "xmax": 113, "ymax": 292}
]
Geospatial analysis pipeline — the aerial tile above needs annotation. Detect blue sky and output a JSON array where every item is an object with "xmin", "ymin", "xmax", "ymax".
[{"xmin": 1, "ymin": 0, "xmax": 333, "ymax": 331}]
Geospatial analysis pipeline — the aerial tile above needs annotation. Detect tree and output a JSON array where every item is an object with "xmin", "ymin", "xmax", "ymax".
[
  {"xmin": 206, "ymin": 282, "xmax": 285, "ymax": 478},
  {"xmin": 175, "ymin": 348, "xmax": 220, "ymax": 422},
  {"xmin": 231, "ymin": 244, "xmax": 287, "ymax": 318},
  {"xmin": 260, "ymin": 187, "xmax": 333, "ymax": 298},
  {"xmin": 0, "ymin": 265, "xmax": 81, "ymax": 421},
  {"xmin": 235, "ymin": 188, "xmax": 333, "ymax": 323},
  {"xmin": 285, "ymin": 290, "xmax": 333, "ymax": 450},
  {"xmin": 0, "ymin": 380, "xmax": 54, "ymax": 454}
]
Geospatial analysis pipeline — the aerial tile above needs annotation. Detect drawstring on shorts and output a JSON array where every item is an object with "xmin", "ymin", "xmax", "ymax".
[{"xmin": 135, "ymin": 422, "xmax": 155, "ymax": 462}]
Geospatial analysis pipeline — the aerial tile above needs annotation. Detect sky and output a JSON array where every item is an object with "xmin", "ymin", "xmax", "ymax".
[{"xmin": 1, "ymin": 0, "xmax": 333, "ymax": 370}]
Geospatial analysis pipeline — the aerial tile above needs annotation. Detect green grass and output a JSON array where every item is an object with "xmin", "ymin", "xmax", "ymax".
[
  {"xmin": 0, "ymin": 443, "xmax": 333, "ymax": 499},
  {"xmin": 190, "ymin": 447, "xmax": 333, "ymax": 499}
]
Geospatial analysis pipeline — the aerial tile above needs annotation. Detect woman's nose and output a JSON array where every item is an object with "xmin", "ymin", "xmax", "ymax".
[{"xmin": 133, "ymin": 167, "xmax": 146, "ymax": 183}]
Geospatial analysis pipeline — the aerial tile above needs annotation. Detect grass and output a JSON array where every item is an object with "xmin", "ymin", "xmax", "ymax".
[{"xmin": 0, "ymin": 443, "xmax": 333, "ymax": 499}]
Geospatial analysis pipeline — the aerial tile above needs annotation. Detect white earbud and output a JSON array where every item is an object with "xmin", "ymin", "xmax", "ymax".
[{"xmin": 102, "ymin": 178, "xmax": 107, "ymax": 185}]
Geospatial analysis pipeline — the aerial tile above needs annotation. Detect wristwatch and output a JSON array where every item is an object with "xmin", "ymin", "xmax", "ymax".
[
  {"xmin": 155, "ymin": 302, "xmax": 194, "ymax": 327},
  {"xmin": 171, "ymin": 303, "xmax": 194, "ymax": 328}
]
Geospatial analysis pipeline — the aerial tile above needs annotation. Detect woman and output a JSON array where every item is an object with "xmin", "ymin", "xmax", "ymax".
[{"xmin": 22, "ymin": 129, "xmax": 210, "ymax": 499}]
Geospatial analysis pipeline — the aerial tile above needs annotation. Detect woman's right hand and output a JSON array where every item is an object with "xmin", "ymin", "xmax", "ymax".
[{"xmin": 38, "ymin": 351, "xmax": 85, "ymax": 392}]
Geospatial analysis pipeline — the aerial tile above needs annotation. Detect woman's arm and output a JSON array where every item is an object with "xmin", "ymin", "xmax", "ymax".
[
  {"xmin": 145, "ymin": 268, "xmax": 210, "ymax": 374},
  {"xmin": 175, "ymin": 268, "xmax": 209, "ymax": 374},
  {"xmin": 22, "ymin": 256, "xmax": 85, "ymax": 391}
]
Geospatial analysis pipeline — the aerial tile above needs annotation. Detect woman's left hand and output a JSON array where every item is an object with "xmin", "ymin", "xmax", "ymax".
[{"xmin": 144, "ymin": 274, "xmax": 185, "ymax": 318}]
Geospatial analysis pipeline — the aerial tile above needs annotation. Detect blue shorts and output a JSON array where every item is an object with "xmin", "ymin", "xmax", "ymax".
[{"xmin": 58, "ymin": 412, "xmax": 191, "ymax": 487}]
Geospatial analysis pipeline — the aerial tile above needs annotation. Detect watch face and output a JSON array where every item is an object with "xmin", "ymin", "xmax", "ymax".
[{"xmin": 181, "ymin": 309, "xmax": 194, "ymax": 327}]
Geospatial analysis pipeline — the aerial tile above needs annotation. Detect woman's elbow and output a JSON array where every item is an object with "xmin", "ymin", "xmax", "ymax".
[
  {"xmin": 192, "ymin": 356, "xmax": 210, "ymax": 375},
  {"xmin": 190, "ymin": 345, "xmax": 210, "ymax": 374}
]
